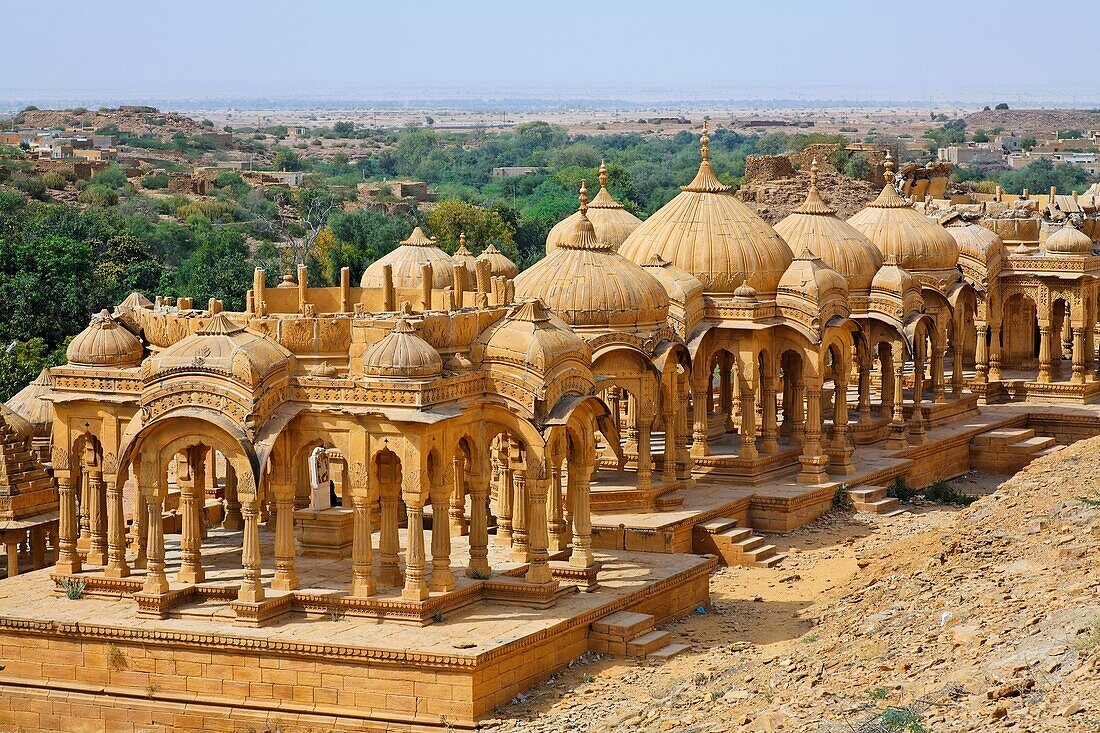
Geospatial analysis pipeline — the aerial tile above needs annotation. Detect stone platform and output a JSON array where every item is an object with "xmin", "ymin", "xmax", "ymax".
[{"xmin": 0, "ymin": 544, "xmax": 714, "ymax": 732}]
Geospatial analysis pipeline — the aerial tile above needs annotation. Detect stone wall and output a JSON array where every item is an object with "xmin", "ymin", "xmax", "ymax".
[
  {"xmin": 791, "ymin": 143, "xmax": 841, "ymax": 173},
  {"xmin": 744, "ymin": 155, "xmax": 794, "ymax": 183}
]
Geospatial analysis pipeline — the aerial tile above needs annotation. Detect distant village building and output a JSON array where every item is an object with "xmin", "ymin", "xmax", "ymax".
[{"xmin": 492, "ymin": 166, "xmax": 544, "ymax": 177}]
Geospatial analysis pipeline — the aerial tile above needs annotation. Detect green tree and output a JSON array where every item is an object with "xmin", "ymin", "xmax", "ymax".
[
  {"xmin": 326, "ymin": 208, "xmax": 422, "ymax": 279},
  {"xmin": 427, "ymin": 199, "xmax": 517, "ymax": 259},
  {"xmin": 844, "ymin": 153, "xmax": 872, "ymax": 180},
  {"xmin": 0, "ymin": 234, "xmax": 94, "ymax": 345},
  {"xmin": 174, "ymin": 227, "xmax": 254, "ymax": 310},
  {"xmin": 0, "ymin": 338, "xmax": 68, "ymax": 402},
  {"xmin": 272, "ymin": 147, "xmax": 302, "ymax": 172},
  {"xmin": 995, "ymin": 102, "xmax": 1009, "ymax": 110}
]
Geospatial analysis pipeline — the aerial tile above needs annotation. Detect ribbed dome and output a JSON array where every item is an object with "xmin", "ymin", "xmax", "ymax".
[
  {"xmin": 5, "ymin": 368, "xmax": 54, "ymax": 437},
  {"xmin": 848, "ymin": 155, "xmax": 959, "ymax": 277},
  {"xmin": 774, "ymin": 163, "xmax": 884, "ymax": 296},
  {"xmin": 620, "ymin": 123, "xmax": 793, "ymax": 296},
  {"xmin": 871, "ymin": 255, "xmax": 922, "ymax": 300},
  {"xmin": 777, "ymin": 247, "xmax": 849, "ymax": 306},
  {"xmin": 474, "ymin": 299, "xmax": 590, "ymax": 374},
  {"xmin": 641, "ymin": 254, "xmax": 705, "ymax": 304},
  {"xmin": 944, "ymin": 214, "xmax": 1004, "ymax": 281},
  {"xmin": 452, "ymin": 233, "xmax": 478, "ymax": 270},
  {"xmin": 546, "ymin": 163, "xmax": 643, "ymax": 253},
  {"xmin": 145, "ymin": 313, "xmax": 292, "ymax": 385},
  {"xmin": 66, "ymin": 310, "xmax": 143, "ymax": 368},
  {"xmin": 476, "ymin": 243, "xmax": 519, "ymax": 279},
  {"xmin": 515, "ymin": 183, "xmax": 669, "ymax": 330},
  {"xmin": 1045, "ymin": 222, "xmax": 1094, "ymax": 255},
  {"xmin": 361, "ymin": 317, "xmax": 442, "ymax": 379},
  {"xmin": 361, "ymin": 226, "xmax": 456, "ymax": 289}
]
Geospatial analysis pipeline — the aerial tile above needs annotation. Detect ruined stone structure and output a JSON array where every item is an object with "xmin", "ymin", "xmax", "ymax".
[{"xmin": 2, "ymin": 125, "xmax": 1100, "ymax": 732}]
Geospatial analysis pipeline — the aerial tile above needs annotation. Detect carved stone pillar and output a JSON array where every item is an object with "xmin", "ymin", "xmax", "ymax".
[
  {"xmin": 989, "ymin": 322, "xmax": 1002, "ymax": 381},
  {"xmin": 635, "ymin": 418, "xmax": 653, "ymax": 493},
  {"xmin": 238, "ymin": 499, "xmax": 263, "ymax": 603},
  {"xmin": 428, "ymin": 477, "xmax": 454, "ymax": 592},
  {"xmin": 222, "ymin": 464, "xmax": 243, "ymax": 530},
  {"xmin": 547, "ymin": 460, "xmax": 566, "ymax": 552},
  {"xmin": 691, "ymin": 376, "xmax": 710, "ymax": 457},
  {"xmin": 738, "ymin": 389, "xmax": 758, "ymax": 460},
  {"xmin": 379, "ymin": 492, "xmax": 401, "ymax": 586},
  {"xmin": 526, "ymin": 464, "xmax": 553, "ymax": 585},
  {"xmin": 909, "ymin": 342, "xmax": 927, "ymax": 445},
  {"xmin": 104, "ymin": 478, "xmax": 129, "ymax": 578},
  {"xmin": 191, "ymin": 448, "xmax": 208, "ymax": 540},
  {"xmin": 495, "ymin": 443, "xmax": 514, "ymax": 546},
  {"xmin": 449, "ymin": 454, "xmax": 468, "ymax": 536},
  {"xmin": 1072, "ymin": 327, "xmax": 1086, "ymax": 384},
  {"xmin": 402, "ymin": 497, "xmax": 429, "ymax": 601},
  {"xmin": 467, "ymin": 469, "xmax": 491, "ymax": 578},
  {"xmin": 791, "ymin": 382, "xmax": 806, "ymax": 445},
  {"xmin": 86, "ymin": 466, "xmax": 107, "ymax": 566},
  {"xmin": 974, "ymin": 323, "xmax": 989, "ymax": 384},
  {"xmin": 271, "ymin": 497, "xmax": 298, "ymax": 590},
  {"xmin": 510, "ymin": 466, "xmax": 528, "ymax": 562},
  {"xmin": 177, "ymin": 482, "xmax": 204, "ymax": 584},
  {"xmin": 349, "ymin": 494, "xmax": 375, "ymax": 597},
  {"xmin": 1063, "ymin": 314, "xmax": 1073, "ymax": 360},
  {"xmin": 931, "ymin": 332, "xmax": 947, "ymax": 403},
  {"xmin": 143, "ymin": 495, "xmax": 169, "ymax": 595},
  {"xmin": 857, "ymin": 360, "xmax": 873, "ymax": 426},
  {"xmin": 718, "ymin": 356, "xmax": 735, "ymax": 433},
  {"xmin": 761, "ymin": 374, "xmax": 779, "ymax": 454},
  {"xmin": 887, "ymin": 344, "xmax": 909, "ymax": 450},
  {"xmin": 568, "ymin": 457, "xmax": 594, "ymax": 569},
  {"xmin": 830, "ymin": 373, "xmax": 855, "ymax": 474},
  {"xmin": 1038, "ymin": 325, "xmax": 1053, "ymax": 383},
  {"xmin": 55, "ymin": 476, "xmax": 81, "ymax": 574},
  {"xmin": 797, "ymin": 385, "xmax": 829, "ymax": 484},
  {"xmin": 676, "ymin": 373, "xmax": 692, "ymax": 481}
]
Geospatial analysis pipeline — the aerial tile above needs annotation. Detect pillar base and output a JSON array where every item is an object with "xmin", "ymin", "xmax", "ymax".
[
  {"xmin": 401, "ymin": 582, "xmax": 429, "ymax": 602},
  {"xmin": 103, "ymin": 563, "xmax": 130, "ymax": 579},
  {"xmin": 797, "ymin": 455, "xmax": 829, "ymax": 484},
  {"xmin": 429, "ymin": 568, "xmax": 455, "ymax": 593},
  {"xmin": 54, "ymin": 558, "xmax": 82, "ymax": 575},
  {"xmin": 271, "ymin": 574, "xmax": 299, "ymax": 591},
  {"xmin": 349, "ymin": 577, "xmax": 376, "ymax": 598},
  {"xmin": 379, "ymin": 565, "xmax": 402, "ymax": 587},
  {"xmin": 237, "ymin": 582, "xmax": 264, "ymax": 604},
  {"xmin": 177, "ymin": 567, "xmax": 205, "ymax": 585},
  {"xmin": 86, "ymin": 549, "xmax": 107, "ymax": 566}
]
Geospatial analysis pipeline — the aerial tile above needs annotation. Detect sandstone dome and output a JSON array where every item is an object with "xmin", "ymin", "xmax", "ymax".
[
  {"xmin": 4, "ymin": 368, "xmax": 55, "ymax": 438},
  {"xmin": 514, "ymin": 183, "xmax": 669, "ymax": 331},
  {"xmin": 476, "ymin": 243, "xmax": 519, "ymax": 279},
  {"xmin": 943, "ymin": 213, "xmax": 1004, "ymax": 283},
  {"xmin": 546, "ymin": 163, "xmax": 642, "ymax": 253},
  {"xmin": 847, "ymin": 154, "xmax": 959, "ymax": 277},
  {"xmin": 473, "ymin": 299, "xmax": 591, "ymax": 375},
  {"xmin": 1045, "ymin": 222, "xmax": 1094, "ymax": 255},
  {"xmin": 360, "ymin": 317, "xmax": 443, "ymax": 379},
  {"xmin": 66, "ymin": 310, "xmax": 144, "ymax": 368},
  {"xmin": 361, "ymin": 227, "xmax": 456, "ymax": 289},
  {"xmin": 773, "ymin": 162, "xmax": 884, "ymax": 296},
  {"xmin": 144, "ymin": 313, "xmax": 291, "ymax": 384},
  {"xmin": 451, "ymin": 233, "xmax": 478, "ymax": 270},
  {"xmin": 619, "ymin": 123, "xmax": 793, "ymax": 296}
]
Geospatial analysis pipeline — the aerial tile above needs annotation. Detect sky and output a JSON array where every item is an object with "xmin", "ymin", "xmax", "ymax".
[{"xmin": 3, "ymin": 0, "xmax": 1099, "ymax": 107}]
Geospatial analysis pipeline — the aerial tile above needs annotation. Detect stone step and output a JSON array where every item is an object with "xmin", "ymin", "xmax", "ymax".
[
  {"xmin": 970, "ymin": 428, "xmax": 1035, "ymax": 447},
  {"xmin": 1034, "ymin": 445, "xmax": 1066, "ymax": 459},
  {"xmin": 733, "ymin": 535, "xmax": 765, "ymax": 552},
  {"xmin": 695, "ymin": 517, "xmax": 740, "ymax": 535},
  {"xmin": 1007, "ymin": 435, "xmax": 1056, "ymax": 454},
  {"xmin": 849, "ymin": 486, "xmax": 886, "ymax": 503},
  {"xmin": 751, "ymin": 550, "xmax": 787, "ymax": 569},
  {"xmin": 654, "ymin": 494, "xmax": 684, "ymax": 511},
  {"xmin": 883, "ymin": 508, "xmax": 910, "ymax": 517},
  {"xmin": 591, "ymin": 611, "xmax": 654, "ymax": 640},
  {"xmin": 647, "ymin": 642, "xmax": 690, "ymax": 660},
  {"xmin": 626, "ymin": 629, "xmax": 672, "ymax": 657},
  {"xmin": 858, "ymin": 497, "xmax": 900, "ymax": 514},
  {"xmin": 716, "ymin": 527, "xmax": 755, "ymax": 543}
]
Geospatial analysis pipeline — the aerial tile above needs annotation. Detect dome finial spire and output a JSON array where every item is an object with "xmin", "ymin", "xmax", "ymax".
[
  {"xmin": 883, "ymin": 149, "xmax": 894, "ymax": 177},
  {"xmin": 459, "ymin": 231, "xmax": 466, "ymax": 247},
  {"xmin": 700, "ymin": 120, "xmax": 710, "ymax": 162},
  {"xmin": 810, "ymin": 158, "xmax": 819, "ymax": 189},
  {"xmin": 579, "ymin": 179, "xmax": 589, "ymax": 216},
  {"xmin": 598, "ymin": 160, "xmax": 608, "ymax": 188}
]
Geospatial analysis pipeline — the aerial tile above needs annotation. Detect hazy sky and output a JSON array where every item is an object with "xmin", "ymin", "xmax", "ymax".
[{"xmin": 3, "ymin": 0, "xmax": 1099, "ymax": 105}]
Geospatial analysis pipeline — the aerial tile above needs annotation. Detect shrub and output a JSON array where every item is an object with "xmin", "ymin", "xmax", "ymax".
[
  {"xmin": 845, "ymin": 153, "xmax": 872, "ymax": 180},
  {"xmin": 40, "ymin": 171, "xmax": 68, "ymax": 190},
  {"xmin": 89, "ymin": 165, "xmax": 128, "ymax": 189},
  {"xmin": 833, "ymin": 483, "xmax": 853, "ymax": 510},
  {"xmin": 141, "ymin": 173, "xmax": 169, "ymax": 189},
  {"xmin": 60, "ymin": 577, "xmax": 87, "ymax": 600},
  {"xmin": 78, "ymin": 183, "xmax": 119, "ymax": 206},
  {"xmin": 12, "ymin": 173, "xmax": 47, "ymax": 199},
  {"xmin": 887, "ymin": 476, "xmax": 917, "ymax": 501},
  {"xmin": 922, "ymin": 480, "xmax": 977, "ymax": 506}
]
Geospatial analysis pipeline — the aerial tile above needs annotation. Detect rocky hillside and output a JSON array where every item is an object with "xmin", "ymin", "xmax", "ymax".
[
  {"xmin": 737, "ymin": 169, "xmax": 879, "ymax": 224},
  {"xmin": 491, "ymin": 440, "xmax": 1100, "ymax": 732},
  {"xmin": 964, "ymin": 108, "xmax": 1100, "ymax": 136},
  {"xmin": 16, "ymin": 107, "xmax": 210, "ymax": 140}
]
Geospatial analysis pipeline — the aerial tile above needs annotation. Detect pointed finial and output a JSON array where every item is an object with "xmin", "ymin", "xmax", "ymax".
[
  {"xmin": 598, "ymin": 161, "xmax": 608, "ymax": 188},
  {"xmin": 883, "ymin": 149, "xmax": 894, "ymax": 176},
  {"xmin": 701, "ymin": 120, "xmax": 710, "ymax": 162},
  {"xmin": 810, "ymin": 158, "xmax": 819, "ymax": 189},
  {"xmin": 459, "ymin": 232, "xmax": 466, "ymax": 247},
  {"xmin": 579, "ymin": 179, "xmax": 588, "ymax": 215}
]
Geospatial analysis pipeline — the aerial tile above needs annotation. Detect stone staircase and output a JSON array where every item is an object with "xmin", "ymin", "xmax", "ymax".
[
  {"xmin": 969, "ymin": 427, "xmax": 1063, "ymax": 475},
  {"xmin": 0, "ymin": 421, "xmax": 57, "ymax": 521},
  {"xmin": 847, "ymin": 486, "xmax": 906, "ymax": 516},
  {"xmin": 692, "ymin": 517, "xmax": 786, "ymax": 568},
  {"xmin": 589, "ymin": 611, "xmax": 689, "ymax": 660}
]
